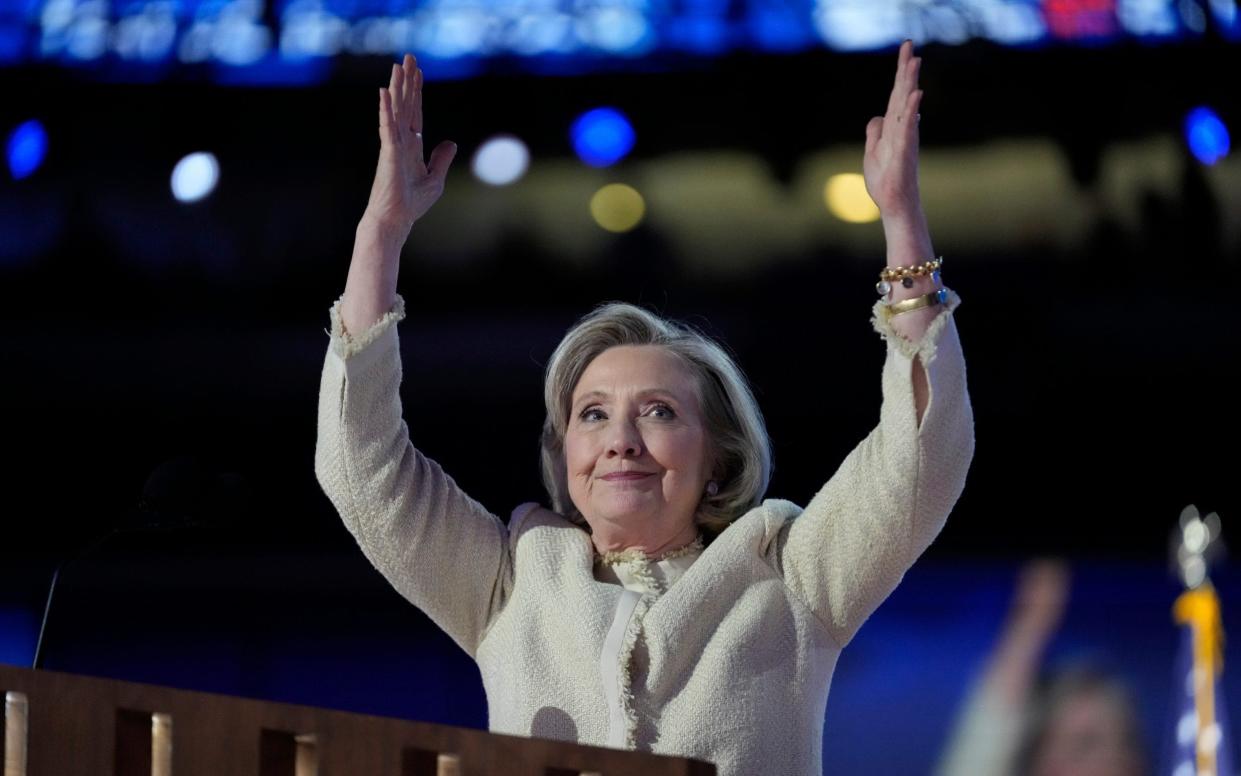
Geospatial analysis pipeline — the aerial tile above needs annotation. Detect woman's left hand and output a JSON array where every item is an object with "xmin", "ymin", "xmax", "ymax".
[{"xmin": 864, "ymin": 40, "xmax": 924, "ymax": 222}]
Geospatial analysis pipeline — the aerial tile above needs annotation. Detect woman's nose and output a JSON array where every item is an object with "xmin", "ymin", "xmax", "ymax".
[{"xmin": 606, "ymin": 420, "xmax": 643, "ymax": 458}]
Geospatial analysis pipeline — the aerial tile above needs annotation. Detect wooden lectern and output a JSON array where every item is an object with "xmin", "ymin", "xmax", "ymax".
[{"xmin": 0, "ymin": 664, "xmax": 714, "ymax": 776}]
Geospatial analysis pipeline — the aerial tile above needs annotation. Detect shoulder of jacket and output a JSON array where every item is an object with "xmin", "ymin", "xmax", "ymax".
[
  {"xmin": 749, "ymin": 498, "xmax": 803, "ymax": 526},
  {"xmin": 709, "ymin": 499, "xmax": 802, "ymax": 557},
  {"xmin": 508, "ymin": 502, "xmax": 581, "ymax": 539}
]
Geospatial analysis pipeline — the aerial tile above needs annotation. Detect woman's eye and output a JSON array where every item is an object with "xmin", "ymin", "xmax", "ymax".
[
  {"xmin": 648, "ymin": 403, "xmax": 676, "ymax": 419},
  {"xmin": 580, "ymin": 408, "xmax": 606, "ymax": 422}
]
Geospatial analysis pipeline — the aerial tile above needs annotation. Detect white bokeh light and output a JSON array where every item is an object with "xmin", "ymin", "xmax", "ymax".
[
  {"xmin": 1178, "ymin": 711, "xmax": 1198, "ymax": 745},
  {"xmin": 170, "ymin": 152, "xmax": 220, "ymax": 203},
  {"xmin": 471, "ymin": 135, "xmax": 530, "ymax": 186}
]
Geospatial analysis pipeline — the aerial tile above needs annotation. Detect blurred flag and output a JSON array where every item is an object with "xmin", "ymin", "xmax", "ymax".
[{"xmin": 1168, "ymin": 583, "xmax": 1234, "ymax": 776}]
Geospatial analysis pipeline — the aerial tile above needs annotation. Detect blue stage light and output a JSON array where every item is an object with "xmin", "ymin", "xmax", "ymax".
[
  {"xmin": 1185, "ymin": 107, "xmax": 1230, "ymax": 165},
  {"xmin": 570, "ymin": 108, "xmax": 636, "ymax": 168},
  {"xmin": 749, "ymin": 5, "xmax": 813, "ymax": 51},
  {"xmin": 6, "ymin": 120, "xmax": 48, "ymax": 180}
]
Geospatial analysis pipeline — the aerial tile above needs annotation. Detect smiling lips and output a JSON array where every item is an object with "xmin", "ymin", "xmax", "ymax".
[{"xmin": 600, "ymin": 471, "xmax": 656, "ymax": 481}]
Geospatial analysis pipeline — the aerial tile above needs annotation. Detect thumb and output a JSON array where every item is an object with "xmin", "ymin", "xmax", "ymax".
[
  {"xmin": 428, "ymin": 141, "xmax": 458, "ymax": 180},
  {"xmin": 864, "ymin": 117, "xmax": 884, "ymax": 157}
]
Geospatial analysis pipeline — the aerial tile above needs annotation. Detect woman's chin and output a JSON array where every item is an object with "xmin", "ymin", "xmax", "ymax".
[
  {"xmin": 591, "ymin": 497, "xmax": 660, "ymax": 526},
  {"xmin": 599, "ymin": 508, "xmax": 654, "ymax": 526}
]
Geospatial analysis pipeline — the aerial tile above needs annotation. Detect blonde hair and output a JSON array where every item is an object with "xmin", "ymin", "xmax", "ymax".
[{"xmin": 540, "ymin": 302, "xmax": 772, "ymax": 535}]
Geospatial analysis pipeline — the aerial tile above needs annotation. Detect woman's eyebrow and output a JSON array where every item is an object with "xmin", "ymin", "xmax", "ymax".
[
  {"xmin": 573, "ymin": 389, "xmax": 609, "ymax": 406},
  {"xmin": 635, "ymin": 388, "xmax": 683, "ymax": 402},
  {"xmin": 574, "ymin": 387, "xmax": 686, "ymax": 407}
]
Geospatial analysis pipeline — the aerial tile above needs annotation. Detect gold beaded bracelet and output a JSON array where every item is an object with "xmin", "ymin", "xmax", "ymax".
[
  {"xmin": 876, "ymin": 256, "xmax": 943, "ymax": 296},
  {"xmin": 880, "ymin": 288, "xmax": 949, "ymax": 321}
]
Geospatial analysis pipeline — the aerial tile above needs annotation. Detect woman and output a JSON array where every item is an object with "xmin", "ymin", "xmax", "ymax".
[
  {"xmin": 937, "ymin": 562, "xmax": 1147, "ymax": 776},
  {"xmin": 315, "ymin": 41, "xmax": 973, "ymax": 775}
]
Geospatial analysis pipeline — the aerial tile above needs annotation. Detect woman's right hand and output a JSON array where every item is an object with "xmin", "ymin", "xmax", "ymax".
[{"xmin": 362, "ymin": 54, "xmax": 457, "ymax": 239}]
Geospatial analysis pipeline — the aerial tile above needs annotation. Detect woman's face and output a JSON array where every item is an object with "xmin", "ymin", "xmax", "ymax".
[
  {"xmin": 564, "ymin": 345, "xmax": 712, "ymax": 551},
  {"xmin": 1032, "ymin": 690, "xmax": 1144, "ymax": 776}
]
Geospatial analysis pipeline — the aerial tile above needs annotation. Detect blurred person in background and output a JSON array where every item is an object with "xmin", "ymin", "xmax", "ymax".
[
  {"xmin": 937, "ymin": 560, "xmax": 1147, "ymax": 776},
  {"xmin": 315, "ymin": 42, "xmax": 974, "ymax": 776}
]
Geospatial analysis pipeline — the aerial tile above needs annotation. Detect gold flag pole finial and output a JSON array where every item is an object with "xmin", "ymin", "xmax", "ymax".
[{"xmin": 1171, "ymin": 504, "xmax": 1225, "ymax": 776}]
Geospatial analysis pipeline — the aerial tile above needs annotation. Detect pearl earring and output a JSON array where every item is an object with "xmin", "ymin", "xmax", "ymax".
[{"xmin": 705, "ymin": 481, "xmax": 719, "ymax": 497}]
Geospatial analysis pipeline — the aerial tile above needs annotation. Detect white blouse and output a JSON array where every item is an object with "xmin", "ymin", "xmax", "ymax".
[{"xmin": 592, "ymin": 538, "xmax": 705, "ymax": 596}]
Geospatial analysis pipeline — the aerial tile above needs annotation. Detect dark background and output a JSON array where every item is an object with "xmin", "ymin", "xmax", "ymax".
[{"xmin": 2, "ymin": 34, "xmax": 1239, "ymax": 773}]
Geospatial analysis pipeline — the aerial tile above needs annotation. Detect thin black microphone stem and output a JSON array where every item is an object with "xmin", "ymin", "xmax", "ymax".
[{"xmin": 32, "ymin": 529, "xmax": 118, "ymax": 670}]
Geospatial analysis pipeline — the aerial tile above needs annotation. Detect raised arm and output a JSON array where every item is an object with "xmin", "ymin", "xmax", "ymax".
[
  {"xmin": 937, "ymin": 561, "xmax": 1070, "ymax": 776},
  {"xmin": 775, "ymin": 41, "xmax": 974, "ymax": 647},
  {"xmin": 341, "ymin": 54, "xmax": 457, "ymax": 337},
  {"xmin": 315, "ymin": 56, "xmax": 510, "ymax": 657},
  {"xmin": 864, "ymin": 40, "xmax": 939, "ymax": 423}
]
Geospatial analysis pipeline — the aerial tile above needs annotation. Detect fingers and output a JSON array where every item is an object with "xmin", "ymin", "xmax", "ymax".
[
  {"xmin": 895, "ymin": 39, "xmax": 913, "ymax": 84},
  {"xmin": 874, "ymin": 91, "xmax": 921, "ymax": 161},
  {"xmin": 381, "ymin": 53, "xmax": 432, "ymax": 157},
  {"xmin": 411, "ymin": 61, "xmax": 424, "ymax": 138},
  {"xmin": 886, "ymin": 59, "xmax": 919, "ymax": 120},
  {"xmin": 885, "ymin": 41, "xmax": 920, "ymax": 121},
  {"xmin": 397, "ymin": 54, "xmax": 425, "ymax": 156},
  {"xmin": 389, "ymin": 62, "xmax": 404, "ymax": 135},
  {"xmin": 884, "ymin": 42, "xmax": 909, "ymax": 117},
  {"xmin": 866, "ymin": 90, "xmax": 920, "ymax": 161},
  {"xmin": 401, "ymin": 54, "xmax": 416, "ymax": 127},
  {"xmin": 378, "ymin": 87, "xmax": 399, "ymax": 147},
  {"xmin": 900, "ymin": 89, "xmax": 922, "ymax": 136}
]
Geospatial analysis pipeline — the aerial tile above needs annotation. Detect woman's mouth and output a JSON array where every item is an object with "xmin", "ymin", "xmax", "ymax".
[{"xmin": 600, "ymin": 471, "xmax": 656, "ymax": 481}]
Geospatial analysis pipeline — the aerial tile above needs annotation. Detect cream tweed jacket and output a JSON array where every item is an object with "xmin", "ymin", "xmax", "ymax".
[{"xmin": 314, "ymin": 293, "xmax": 974, "ymax": 776}]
